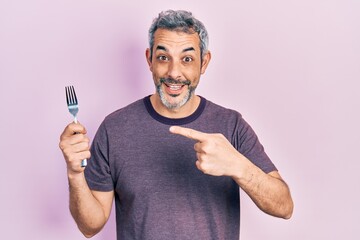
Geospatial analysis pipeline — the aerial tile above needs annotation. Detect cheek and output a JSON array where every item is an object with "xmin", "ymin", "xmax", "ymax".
[
  {"xmin": 152, "ymin": 64, "xmax": 169, "ymax": 77},
  {"xmin": 184, "ymin": 66, "xmax": 201, "ymax": 82}
]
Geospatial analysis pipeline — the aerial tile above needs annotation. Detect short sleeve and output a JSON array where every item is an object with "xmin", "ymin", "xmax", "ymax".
[
  {"xmin": 84, "ymin": 121, "xmax": 114, "ymax": 191},
  {"xmin": 236, "ymin": 116, "xmax": 277, "ymax": 174}
]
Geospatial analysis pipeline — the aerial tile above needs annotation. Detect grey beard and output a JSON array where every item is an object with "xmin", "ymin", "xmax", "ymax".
[{"xmin": 156, "ymin": 78, "xmax": 196, "ymax": 110}]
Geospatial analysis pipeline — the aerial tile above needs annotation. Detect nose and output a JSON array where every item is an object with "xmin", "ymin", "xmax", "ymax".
[{"xmin": 167, "ymin": 60, "xmax": 182, "ymax": 80}]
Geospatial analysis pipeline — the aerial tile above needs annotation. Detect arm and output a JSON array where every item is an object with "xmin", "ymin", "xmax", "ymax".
[
  {"xmin": 59, "ymin": 123, "xmax": 114, "ymax": 237},
  {"xmin": 170, "ymin": 126, "xmax": 293, "ymax": 219},
  {"xmin": 68, "ymin": 174, "xmax": 114, "ymax": 237},
  {"xmin": 231, "ymin": 159, "xmax": 293, "ymax": 219}
]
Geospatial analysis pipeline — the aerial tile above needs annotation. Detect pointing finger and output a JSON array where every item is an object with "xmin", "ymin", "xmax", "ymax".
[{"xmin": 169, "ymin": 126, "xmax": 208, "ymax": 142}]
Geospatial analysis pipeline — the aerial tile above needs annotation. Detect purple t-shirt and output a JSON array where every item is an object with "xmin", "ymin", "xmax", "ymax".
[{"xmin": 85, "ymin": 96, "xmax": 277, "ymax": 240}]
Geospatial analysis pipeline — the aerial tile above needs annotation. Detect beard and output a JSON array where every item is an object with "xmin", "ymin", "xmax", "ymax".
[{"xmin": 156, "ymin": 77, "xmax": 196, "ymax": 110}]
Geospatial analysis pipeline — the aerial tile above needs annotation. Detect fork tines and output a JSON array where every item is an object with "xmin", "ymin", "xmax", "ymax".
[
  {"xmin": 65, "ymin": 85, "xmax": 78, "ymax": 106},
  {"xmin": 65, "ymin": 85, "xmax": 79, "ymax": 123}
]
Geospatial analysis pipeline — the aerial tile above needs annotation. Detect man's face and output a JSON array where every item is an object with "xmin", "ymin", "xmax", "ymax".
[{"xmin": 146, "ymin": 29, "xmax": 210, "ymax": 110}]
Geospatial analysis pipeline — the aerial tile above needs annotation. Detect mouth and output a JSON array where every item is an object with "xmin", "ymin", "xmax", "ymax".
[
  {"xmin": 164, "ymin": 83, "xmax": 185, "ymax": 96},
  {"xmin": 160, "ymin": 78, "xmax": 190, "ymax": 96}
]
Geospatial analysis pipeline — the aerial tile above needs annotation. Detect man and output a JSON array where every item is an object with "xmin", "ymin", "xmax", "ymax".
[{"xmin": 59, "ymin": 10, "xmax": 293, "ymax": 239}]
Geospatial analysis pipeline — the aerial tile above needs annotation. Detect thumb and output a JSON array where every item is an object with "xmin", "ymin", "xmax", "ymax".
[{"xmin": 61, "ymin": 122, "xmax": 87, "ymax": 139}]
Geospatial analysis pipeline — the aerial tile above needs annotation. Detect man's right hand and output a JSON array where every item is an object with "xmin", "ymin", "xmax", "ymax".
[
  {"xmin": 59, "ymin": 122, "xmax": 91, "ymax": 175},
  {"xmin": 59, "ymin": 123, "xmax": 113, "ymax": 238}
]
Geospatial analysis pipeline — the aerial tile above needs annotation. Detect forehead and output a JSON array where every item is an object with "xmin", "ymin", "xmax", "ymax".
[{"xmin": 153, "ymin": 28, "xmax": 201, "ymax": 51}]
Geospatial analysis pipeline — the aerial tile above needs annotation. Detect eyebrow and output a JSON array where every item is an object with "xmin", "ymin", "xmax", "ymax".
[
  {"xmin": 156, "ymin": 45, "xmax": 167, "ymax": 51},
  {"xmin": 155, "ymin": 45, "xmax": 196, "ymax": 53},
  {"xmin": 182, "ymin": 47, "xmax": 195, "ymax": 52}
]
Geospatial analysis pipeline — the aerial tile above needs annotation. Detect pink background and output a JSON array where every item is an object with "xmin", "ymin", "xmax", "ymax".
[{"xmin": 1, "ymin": 0, "xmax": 359, "ymax": 239}]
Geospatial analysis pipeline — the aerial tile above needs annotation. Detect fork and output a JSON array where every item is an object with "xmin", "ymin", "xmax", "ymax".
[{"xmin": 65, "ymin": 86, "xmax": 87, "ymax": 167}]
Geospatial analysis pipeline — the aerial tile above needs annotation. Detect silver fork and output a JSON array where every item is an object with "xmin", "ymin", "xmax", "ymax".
[{"xmin": 65, "ymin": 86, "xmax": 87, "ymax": 167}]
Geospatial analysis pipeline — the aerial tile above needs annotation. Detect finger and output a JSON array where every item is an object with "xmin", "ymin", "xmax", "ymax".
[
  {"xmin": 71, "ymin": 142, "xmax": 90, "ymax": 153},
  {"xmin": 67, "ymin": 151, "xmax": 91, "ymax": 168},
  {"xmin": 195, "ymin": 160, "xmax": 203, "ymax": 172},
  {"xmin": 59, "ymin": 134, "xmax": 89, "ymax": 150},
  {"xmin": 63, "ymin": 134, "xmax": 87, "ymax": 145},
  {"xmin": 169, "ymin": 126, "xmax": 208, "ymax": 142},
  {"xmin": 78, "ymin": 150, "xmax": 91, "ymax": 160},
  {"xmin": 69, "ymin": 134, "xmax": 90, "ymax": 145},
  {"xmin": 60, "ymin": 122, "xmax": 87, "ymax": 139},
  {"xmin": 194, "ymin": 142, "xmax": 204, "ymax": 153}
]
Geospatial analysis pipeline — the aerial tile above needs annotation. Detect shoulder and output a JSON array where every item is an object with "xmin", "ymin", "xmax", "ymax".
[
  {"xmin": 195, "ymin": 97, "xmax": 252, "ymax": 139},
  {"xmin": 108, "ymin": 98, "xmax": 145, "ymax": 118},
  {"xmin": 103, "ymin": 98, "xmax": 147, "ymax": 123},
  {"xmin": 202, "ymin": 97, "xmax": 244, "ymax": 123},
  {"xmin": 94, "ymin": 97, "xmax": 148, "ymax": 133}
]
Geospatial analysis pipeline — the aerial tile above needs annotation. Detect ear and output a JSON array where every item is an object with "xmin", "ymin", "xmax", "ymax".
[
  {"xmin": 145, "ymin": 48, "xmax": 153, "ymax": 72},
  {"xmin": 200, "ymin": 50, "xmax": 211, "ymax": 75}
]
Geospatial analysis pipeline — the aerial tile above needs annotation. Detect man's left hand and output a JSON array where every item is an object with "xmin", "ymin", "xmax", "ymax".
[{"xmin": 169, "ymin": 126, "xmax": 243, "ymax": 177}]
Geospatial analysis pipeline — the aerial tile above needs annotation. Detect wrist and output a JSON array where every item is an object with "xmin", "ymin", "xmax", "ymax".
[
  {"xmin": 228, "ymin": 154, "xmax": 250, "ymax": 181},
  {"xmin": 67, "ymin": 169, "xmax": 85, "ymax": 181}
]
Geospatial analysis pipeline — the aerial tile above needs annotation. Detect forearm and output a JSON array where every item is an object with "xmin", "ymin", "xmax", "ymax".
[
  {"xmin": 231, "ymin": 157, "xmax": 293, "ymax": 219},
  {"xmin": 68, "ymin": 173, "xmax": 107, "ymax": 237},
  {"xmin": 168, "ymin": 126, "xmax": 293, "ymax": 218}
]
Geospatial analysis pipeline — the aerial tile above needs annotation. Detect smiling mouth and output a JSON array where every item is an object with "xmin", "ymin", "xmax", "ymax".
[
  {"xmin": 160, "ymin": 78, "xmax": 190, "ymax": 96},
  {"xmin": 165, "ymin": 83, "xmax": 183, "ymax": 91},
  {"xmin": 163, "ymin": 83, "xmax": 186, "ymax": 96}
]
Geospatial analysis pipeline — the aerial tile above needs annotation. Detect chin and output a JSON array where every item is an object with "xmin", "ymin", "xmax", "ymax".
[{"xmin": 158, "ymin": 87, "xmax": 193, "ymax": 110}]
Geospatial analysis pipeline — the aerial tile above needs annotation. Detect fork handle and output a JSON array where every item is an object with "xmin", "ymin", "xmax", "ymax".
[{"xmin": 81, "ymin": 159, "xmax": 88, "ymax": 167}]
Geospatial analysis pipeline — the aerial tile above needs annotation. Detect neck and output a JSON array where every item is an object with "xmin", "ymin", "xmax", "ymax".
[{"xmin": 150, "ymin": 94, "xmax": 201, "ymax": 119}]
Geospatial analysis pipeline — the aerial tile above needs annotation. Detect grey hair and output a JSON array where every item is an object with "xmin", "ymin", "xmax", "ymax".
[{"xmin": 148, "ymin": 10, "xmax": 209, "ymax": 61}]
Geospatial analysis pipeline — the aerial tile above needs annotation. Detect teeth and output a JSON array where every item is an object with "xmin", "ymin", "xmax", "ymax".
[{"xmin": 169, "ymin": 85, "xmax": 182, "ymax": 91}]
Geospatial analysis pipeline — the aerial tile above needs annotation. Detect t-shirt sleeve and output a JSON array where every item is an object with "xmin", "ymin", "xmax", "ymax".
[
  {"xmin": 84, "ymin": 121, "xmax": 114, "ymax": 191},
  {"xmin": 235, "ymin": 115, "xmax": 277, "ymax": 174}
]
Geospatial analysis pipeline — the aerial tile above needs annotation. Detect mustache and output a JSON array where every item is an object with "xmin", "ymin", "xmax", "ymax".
[{"xmin": 160, "ymin": 78, "xmax": 191, "ymax": 86}]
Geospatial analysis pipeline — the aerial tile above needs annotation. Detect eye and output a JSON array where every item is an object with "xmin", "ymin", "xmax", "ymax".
[
  {"xmin": 183, "ymin": 56, "xmax": 193, "ymax": 63},
  {"xmin": 157, "ymin": 55, "xmax": 169, "ymax": 61}
]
